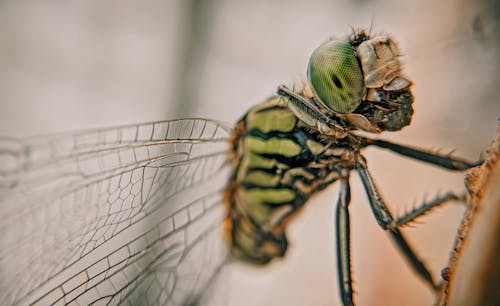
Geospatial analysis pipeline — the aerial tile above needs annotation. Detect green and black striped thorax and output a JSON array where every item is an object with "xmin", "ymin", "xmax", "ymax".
[{"xmin": 224, "ymin": 29, "xmax": 414, "ymax": 264}]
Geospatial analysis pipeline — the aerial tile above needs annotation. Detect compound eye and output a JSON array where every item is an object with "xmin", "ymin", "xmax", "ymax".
[{"xmin": 307, "ymin": 40, "xmax": 365, "ymax": 114}]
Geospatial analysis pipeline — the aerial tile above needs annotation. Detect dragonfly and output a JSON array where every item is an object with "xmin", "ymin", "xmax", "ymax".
[{"xmin": 0, "ymin": 28, "xmax": 487, "ymax": 306}]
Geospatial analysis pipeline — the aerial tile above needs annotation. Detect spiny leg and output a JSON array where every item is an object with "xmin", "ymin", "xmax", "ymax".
[
  {"xmin": 395, "ymin": 191, "xmax": 467, "ymax": 227},
  {"xmin": 355, "ymin": 156, "xmax": 439, "ymax": 290},
  {"xmin": 361, "ymin": 137, "xmax": 474, "ymax": 227},
  {"xmin": 362, "ymin": 138, "xmax": 481, "ymax": 171},
  {"xmin": 336, "ymin": 175, "xmax": 354, "ymax": 306}
]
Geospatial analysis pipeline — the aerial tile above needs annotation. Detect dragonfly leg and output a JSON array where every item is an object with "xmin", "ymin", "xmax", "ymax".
[
  {"xmin": 336, "ymin": 173, "xmax": 354, "ymax": 306},
  {"xmin": 395, "ymin": 191, "xmax": 467, "ymax": 227},
  {"xmin": 363, "ymin": 138, "xmax": 481, "ymax": 171},
  {"xmin": 355, "ymin": 155, "xmax": 440, "ymax": 291}
]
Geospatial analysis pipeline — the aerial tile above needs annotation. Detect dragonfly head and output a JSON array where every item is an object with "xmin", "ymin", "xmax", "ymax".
[{"xmin": 307, "ymin": 29, "xmax": 414, "ymax": 133}]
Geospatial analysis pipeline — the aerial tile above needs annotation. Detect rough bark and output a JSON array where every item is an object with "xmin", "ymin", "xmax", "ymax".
[{"xmin": 437, "ymin": 125, "xmax": 500, "ymax": 306}]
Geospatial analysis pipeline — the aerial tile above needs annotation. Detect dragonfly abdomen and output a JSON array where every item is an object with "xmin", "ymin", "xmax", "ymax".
[{"xmin": 225, "ymin": 96, "xmax": 352, "ymax": 264}]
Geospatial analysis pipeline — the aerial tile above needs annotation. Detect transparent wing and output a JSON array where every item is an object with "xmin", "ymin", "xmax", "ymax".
[{"xmin": 0, "ymin": 119, "xmax": 232, "ymax": 306}]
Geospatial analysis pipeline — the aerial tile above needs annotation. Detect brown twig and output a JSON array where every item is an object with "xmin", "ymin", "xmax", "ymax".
[{"xmin": 437, "ymin": 124, "xmax": 500, "ymax": 306}]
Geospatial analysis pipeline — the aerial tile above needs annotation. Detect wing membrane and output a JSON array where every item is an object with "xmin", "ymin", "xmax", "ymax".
[{"xmin": 0, "ymin": 119, "xmax": 232, "ymax": 306}]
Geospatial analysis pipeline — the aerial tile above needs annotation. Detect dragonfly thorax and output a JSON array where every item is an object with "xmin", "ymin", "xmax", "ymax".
[{"xmin": 225, "ymin": 96, "xmax": 365, "ymax": 264}]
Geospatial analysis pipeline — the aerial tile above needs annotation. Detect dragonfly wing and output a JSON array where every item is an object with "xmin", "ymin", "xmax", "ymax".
[{"xmin": 0, "ymin": 119, "xmax": 231, "ymax": 306}]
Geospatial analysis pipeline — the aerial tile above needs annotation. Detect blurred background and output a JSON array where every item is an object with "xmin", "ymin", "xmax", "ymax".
[{"xmin": 0, "ymin": 0, "xmax": 498, "ymax": 305}]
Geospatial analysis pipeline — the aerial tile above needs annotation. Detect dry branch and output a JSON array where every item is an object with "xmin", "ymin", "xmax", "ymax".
[{"xmin": 437, "ymin": 125, "xmax": 500, "ymax": 306}]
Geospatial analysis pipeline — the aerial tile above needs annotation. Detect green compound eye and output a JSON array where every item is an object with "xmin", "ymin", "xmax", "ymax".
[{"xmin": 308, "ymin": 40, "xmax": 365, "ymax": 114}]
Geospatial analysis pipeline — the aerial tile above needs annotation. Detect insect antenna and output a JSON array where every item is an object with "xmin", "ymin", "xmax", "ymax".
[{"xmin": 368, "ymin": 15, "xmax": 375, "ymax": 35}]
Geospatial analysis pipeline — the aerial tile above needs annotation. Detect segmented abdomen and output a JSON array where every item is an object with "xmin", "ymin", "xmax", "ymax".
[{"xmin": 225, "ymin": 96, "xmax": 352, "ymax": 264}]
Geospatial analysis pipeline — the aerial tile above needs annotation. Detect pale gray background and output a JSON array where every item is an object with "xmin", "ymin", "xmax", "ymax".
[{"xmin": 0, "ymin": 0, "xmax": 498, "ymax": 305}]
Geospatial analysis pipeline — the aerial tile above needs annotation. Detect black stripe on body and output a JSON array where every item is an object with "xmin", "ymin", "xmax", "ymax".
[{"xmin": 227, "ymin": 96, "xmax": 359, "ymax": 264}]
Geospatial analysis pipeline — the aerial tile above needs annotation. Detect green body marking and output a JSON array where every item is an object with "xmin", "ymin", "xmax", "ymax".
[{"xmin": 226, "ymin": 97, "xmax": 357, "ymax": 263}]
